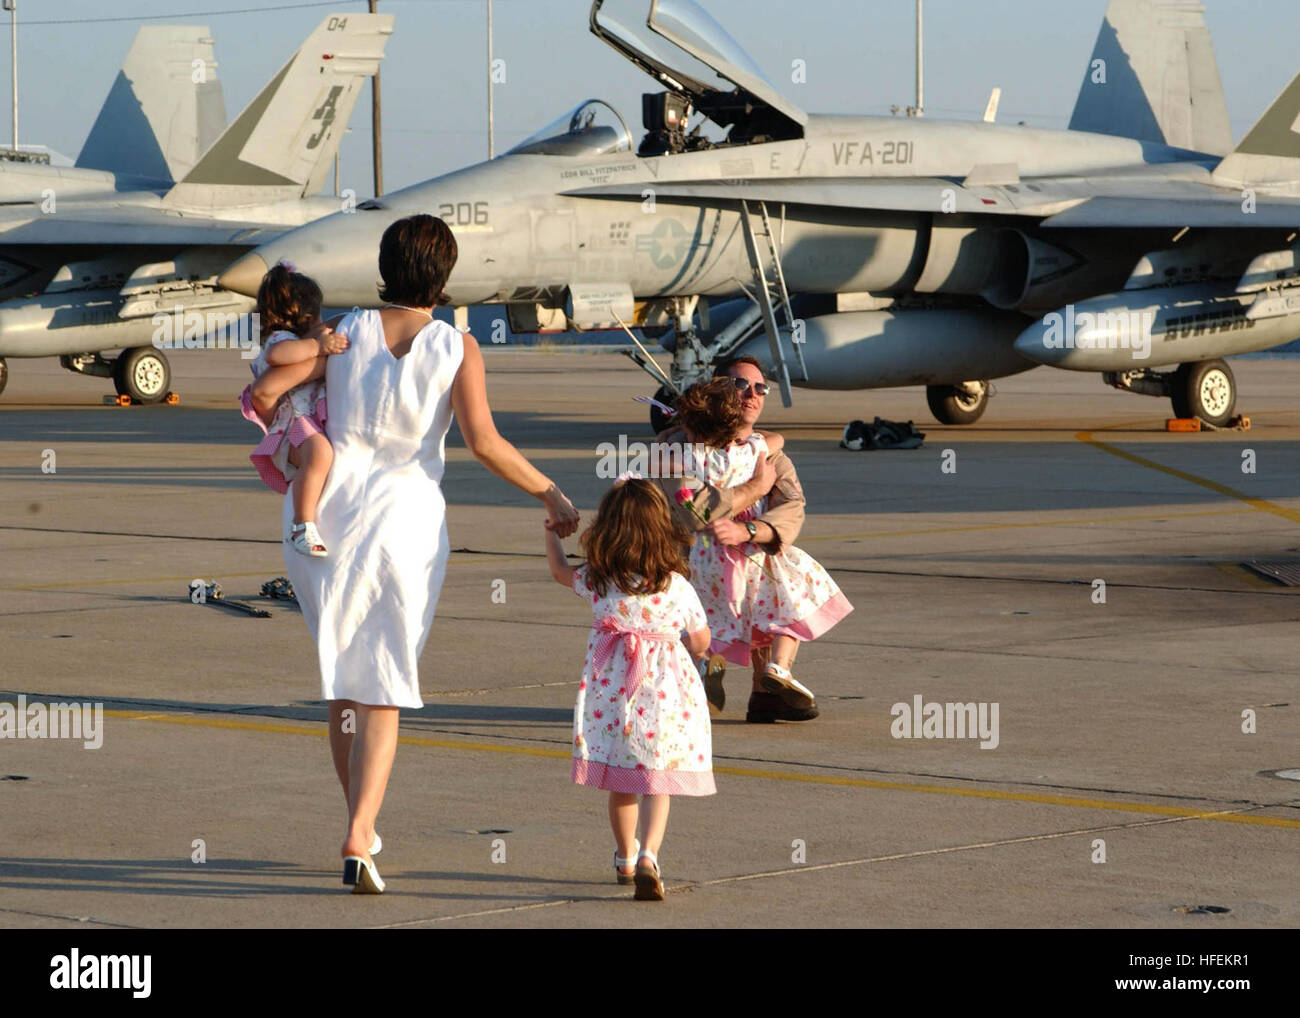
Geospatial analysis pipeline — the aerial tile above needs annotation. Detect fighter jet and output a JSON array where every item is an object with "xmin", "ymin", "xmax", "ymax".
[
  {"xmin": 219, "ymin": 0, "xmax": 1300, "ymax": 427},
  {"xmin": 0, "ymin": 12, "xmax": 392, "ymax": 402}
]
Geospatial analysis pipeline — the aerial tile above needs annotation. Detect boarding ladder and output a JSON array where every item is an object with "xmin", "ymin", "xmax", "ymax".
[{"xmin": 738, "ymin": 199, "xmax": 807, "ymax": 407}]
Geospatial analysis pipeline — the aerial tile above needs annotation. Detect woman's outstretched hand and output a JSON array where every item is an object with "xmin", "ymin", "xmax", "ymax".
[{"xmin": 542, "ymin": 485, "xmax": 580, "ymax": 537}]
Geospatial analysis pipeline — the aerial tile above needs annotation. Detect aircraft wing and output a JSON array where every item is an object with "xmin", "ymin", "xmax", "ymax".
[
  {"xmin": 0, "ymin": 206, "xmax": 283, "ymax": 247},
  {"xmin": 561, "ymin": 176, "xmax": 1048, "ymax": 215},
  {"xmin": 563, "ymin": 174, "xmax": 1300, "ymax": 228},
  {"xmin": 1039, "ymin": 194, "xmax": 1300, "ymax": 228}
]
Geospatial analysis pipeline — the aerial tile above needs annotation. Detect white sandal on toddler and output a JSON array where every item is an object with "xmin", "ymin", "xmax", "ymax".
[
  {"xmin": 634, "ymin": 848, "xmax": 664, "ymax": 901},
  {"xmin": 288, "ymin": 521, "xmax": 327, "ymax": 557},
  {"xmin": 613, "ymin": 839, "xmax": 639, "ymax": 885},
  {"xmin": 761, "ymin": 663, "xmax": 815, "ymax": 710}
]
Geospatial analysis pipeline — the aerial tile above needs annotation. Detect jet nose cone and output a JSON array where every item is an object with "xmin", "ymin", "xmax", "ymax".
[
  {"xmin": 218, "ymin": 253, "xmax": 269, "ymax": 298},
  {"xmin": 1013, "ymin": 320, "xmax": 1063, "ymax": 366}
]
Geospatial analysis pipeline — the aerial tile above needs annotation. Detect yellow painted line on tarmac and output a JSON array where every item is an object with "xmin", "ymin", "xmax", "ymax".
[
  {"xmin": 1076, "ymin": 427, "xmax": 1300, "ymax": 525},
  {"xmin": 800, "ymin": 507, "xmax": 1253, "ymax": 543},
  {"xmin": 102, "ymin": 709, "xmax": 1300, "ymax": 830}
]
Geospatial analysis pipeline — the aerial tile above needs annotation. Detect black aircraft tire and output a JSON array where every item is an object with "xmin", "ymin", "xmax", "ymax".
[
  {"xmin": 926, "ymin": 383, "xmax": 988, "ymax": 425},
  {"xmin": 649, "ymin": 384, "xmax": 676, "ymax": 435},
  {"xmin": 113, "ymin": 347, "xmax": 171, "ymax": 404},
  {"xmin": 1175, "ymin": 359, "xmax": 1235, "ymax": 426},
  {"xmin": 0, "ymin": 357, "xmax": 7, "ymax": 397}
]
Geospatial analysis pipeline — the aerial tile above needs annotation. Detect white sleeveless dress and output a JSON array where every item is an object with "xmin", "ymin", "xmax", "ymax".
[{"xmin": 282, "ymin": 309, "xmax": 464, "ymax": 708}]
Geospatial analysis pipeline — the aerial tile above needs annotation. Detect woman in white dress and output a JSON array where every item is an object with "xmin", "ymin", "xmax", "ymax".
[{"xmin": 283, "ymin": 215, "xmax": 579, "ymax": 893}]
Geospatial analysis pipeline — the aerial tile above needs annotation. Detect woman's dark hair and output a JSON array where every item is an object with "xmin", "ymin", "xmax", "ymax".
[
  {"xmin": 674, "ymin": 377, "xmax": 744, "ymax": 448},
  {"xmin": 255, "ymin": 263, "xmax": 323, "ymax": 336},
  {"xmin": 378, "ymin": 214, "xmax": 458, "ymax": 307},
  {"xmin": 580, "ymin": 479, "xmax": 690, "ymax": 598},
  {"xmin": 713, "ymin": 355, "xmax": 765, "ymax": 378}
]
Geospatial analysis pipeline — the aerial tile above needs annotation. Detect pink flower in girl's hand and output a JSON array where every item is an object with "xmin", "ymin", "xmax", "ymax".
[{"xmin": 674, "ymin": 487, "xmax": 693, "ymax": 507}]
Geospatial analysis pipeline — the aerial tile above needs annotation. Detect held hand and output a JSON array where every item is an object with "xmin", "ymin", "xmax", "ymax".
[
  {"xmin": 753, "ymin": 449, "xmax": 776, "ymax": 494},
  {"xmin": 319, "ymin": 328, "xmax": 351, "ymax": 356},
  {"xmin": 707, "ymin": 518, "xmax": 750, "ymax": 546},
  {"xmin": 542, "ymin": 485, "xmax": 580, "ymax": 538}
]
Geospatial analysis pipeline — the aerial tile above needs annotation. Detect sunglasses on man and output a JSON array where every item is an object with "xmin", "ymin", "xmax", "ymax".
[{"xmin": 730, "ymin": 376, "xmax": 771, "ymax": 397}]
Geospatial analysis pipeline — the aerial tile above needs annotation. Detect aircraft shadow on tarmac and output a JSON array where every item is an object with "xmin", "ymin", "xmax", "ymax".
[
  {"xmin": 4, "ymin": 407, "xmax": 1297, "ymax": 515},
  {"xmin": 0, "ymin": 408, "xmax": 618, "ymax": 449},
  {"xmin": 0, "ymin": 857, "xmax": 343, "ymax": 898},
  {"xmin": 17, "ymin": 692, "xmax": 573, "ymax": 730}
]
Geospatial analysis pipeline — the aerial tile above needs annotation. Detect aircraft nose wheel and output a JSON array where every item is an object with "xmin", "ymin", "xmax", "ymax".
[
  {"xmin": 112, "ymin": 347, "xmax": 171, "ymax": 404},
  {"xmin": 1172, "ymin": 359, "xmax": 1235, "ymax": 426},
  {"xmin": 926, "ymin": 381, "xmax": 989, "ymax": 425}
]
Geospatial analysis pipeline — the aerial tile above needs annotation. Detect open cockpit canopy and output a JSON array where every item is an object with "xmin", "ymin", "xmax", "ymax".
[{"xmin": 590, "ymin": 0, "xmax": 805, "ymax": 148}]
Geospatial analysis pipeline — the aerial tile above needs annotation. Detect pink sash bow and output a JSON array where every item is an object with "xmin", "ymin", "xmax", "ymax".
[{"xmin": 591, "ymin": 617, "xmax": 678, "ymax": 700}]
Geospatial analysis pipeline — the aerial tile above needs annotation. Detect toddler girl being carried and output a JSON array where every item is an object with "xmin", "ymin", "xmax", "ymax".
[{"xmin": 238, "ymin": 263, "xmax": 350, "ymax": 556}]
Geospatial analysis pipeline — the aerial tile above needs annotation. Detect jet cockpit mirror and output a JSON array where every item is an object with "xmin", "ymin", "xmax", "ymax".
[{"xmin": 507, "ymin": 100, "xmax": 633, "ymax": 158}]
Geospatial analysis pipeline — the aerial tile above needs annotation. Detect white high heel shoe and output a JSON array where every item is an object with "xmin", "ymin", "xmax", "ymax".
[{"xmin": 342, "ymin": 855, "xmax": 385, "ymax": 894}]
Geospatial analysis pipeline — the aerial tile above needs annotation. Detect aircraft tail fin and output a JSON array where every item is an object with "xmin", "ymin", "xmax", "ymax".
[
  {"xmin": 1212, "ymin": 72, "xmax": 1300, "ymax": 188},
  {"xmin": 166, "ymin": 12, "xmax": 392, "ymax": 205},
  {"xmin": 76, "ymin": 26, "xmax": 227, "ymax": 182},
  {"xmin": 1068, "ymin": 0, "xmax": 1232, "ymax": 156}
]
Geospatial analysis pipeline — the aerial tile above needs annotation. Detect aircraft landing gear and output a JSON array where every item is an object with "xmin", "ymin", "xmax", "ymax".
[
  {"xmin": 0, "ymin": 357, "xmax": 7, "ymax": 397},
  {"xmin": 1172, "ymin": 358, "xmax": 1235, "ymax": 426},
  {"xmin": 1105, "ymin": 359, "xmax": 1237, "ymax": 426},
  {"xmin": 927, "ymin": 380, "xmax": 989, "ymax": 425},
  {"xmin": 112, "ymin": 347, "xmax": 171, "ymax": 404}
]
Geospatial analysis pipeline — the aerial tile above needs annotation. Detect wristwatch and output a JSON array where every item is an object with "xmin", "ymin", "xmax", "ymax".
[{"xmin": 745, "ymin": 521, "xmax": 758, "ymax": 541}]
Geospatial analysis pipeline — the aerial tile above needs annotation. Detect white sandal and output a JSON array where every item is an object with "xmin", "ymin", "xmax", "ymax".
[
  {"xmin": 761, "ymin": 663, "xmax": 815, "ymax": 710},
  {"xmin": 634, "ymin": 848, "xmax": 664, "ymax": 901},
  {"xmin": 288, "ymin": 521, "xmax": 327, "ymax": 557},
  {"xmin": 614, "ymin": 839, "xmax": 639, "ymax": 885}
]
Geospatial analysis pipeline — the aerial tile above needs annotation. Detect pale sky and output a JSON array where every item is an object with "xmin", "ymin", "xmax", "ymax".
[{"xmin": 6, "ymin": 0, "xmax": 1299, "ymax": 195}]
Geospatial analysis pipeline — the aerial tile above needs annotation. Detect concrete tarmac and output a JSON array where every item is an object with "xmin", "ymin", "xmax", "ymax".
[{"xmin": 0, "ymin": 347, "xmax": 1296, "ymax": 928}]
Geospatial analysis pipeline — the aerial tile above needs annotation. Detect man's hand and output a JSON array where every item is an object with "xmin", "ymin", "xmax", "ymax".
[
  {"xmin": 725, "ymin": 450, "xmax": 777, "ymax": 515},
  {"xmin": 752, "ymin": 449, "xmax": 776, "ymax": 494},
  {"xmin": 706, "ymin": 518, "xmax": 750, "ymax": 546}
]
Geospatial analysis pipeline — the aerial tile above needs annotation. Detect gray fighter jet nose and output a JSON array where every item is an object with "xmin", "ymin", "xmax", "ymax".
[
  {"xmin": 1013, "ymin": 322, "xmax": 1059, "ymax": 366},
  {"xmin": 218, "ymin": 253, "xmax": 269, "ymax": 298}
]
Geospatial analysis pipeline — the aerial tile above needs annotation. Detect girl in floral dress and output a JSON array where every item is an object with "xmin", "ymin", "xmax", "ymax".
[
  {"xmin": 545, "ymin": 477, "xmax": 714, "ymax": 901},
  {"xmin": 673, "ymin": 379, "xmax": 853, "ymax": 708}
]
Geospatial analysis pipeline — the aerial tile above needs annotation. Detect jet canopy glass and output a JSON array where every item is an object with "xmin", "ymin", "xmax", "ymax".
[
  {"xmin": 589, "ymin": 0, "xmax": 806, "ymax": 136},
  {"xmin": 507, "ymin": 100, "xmax": 633, "ymax": 157}
]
